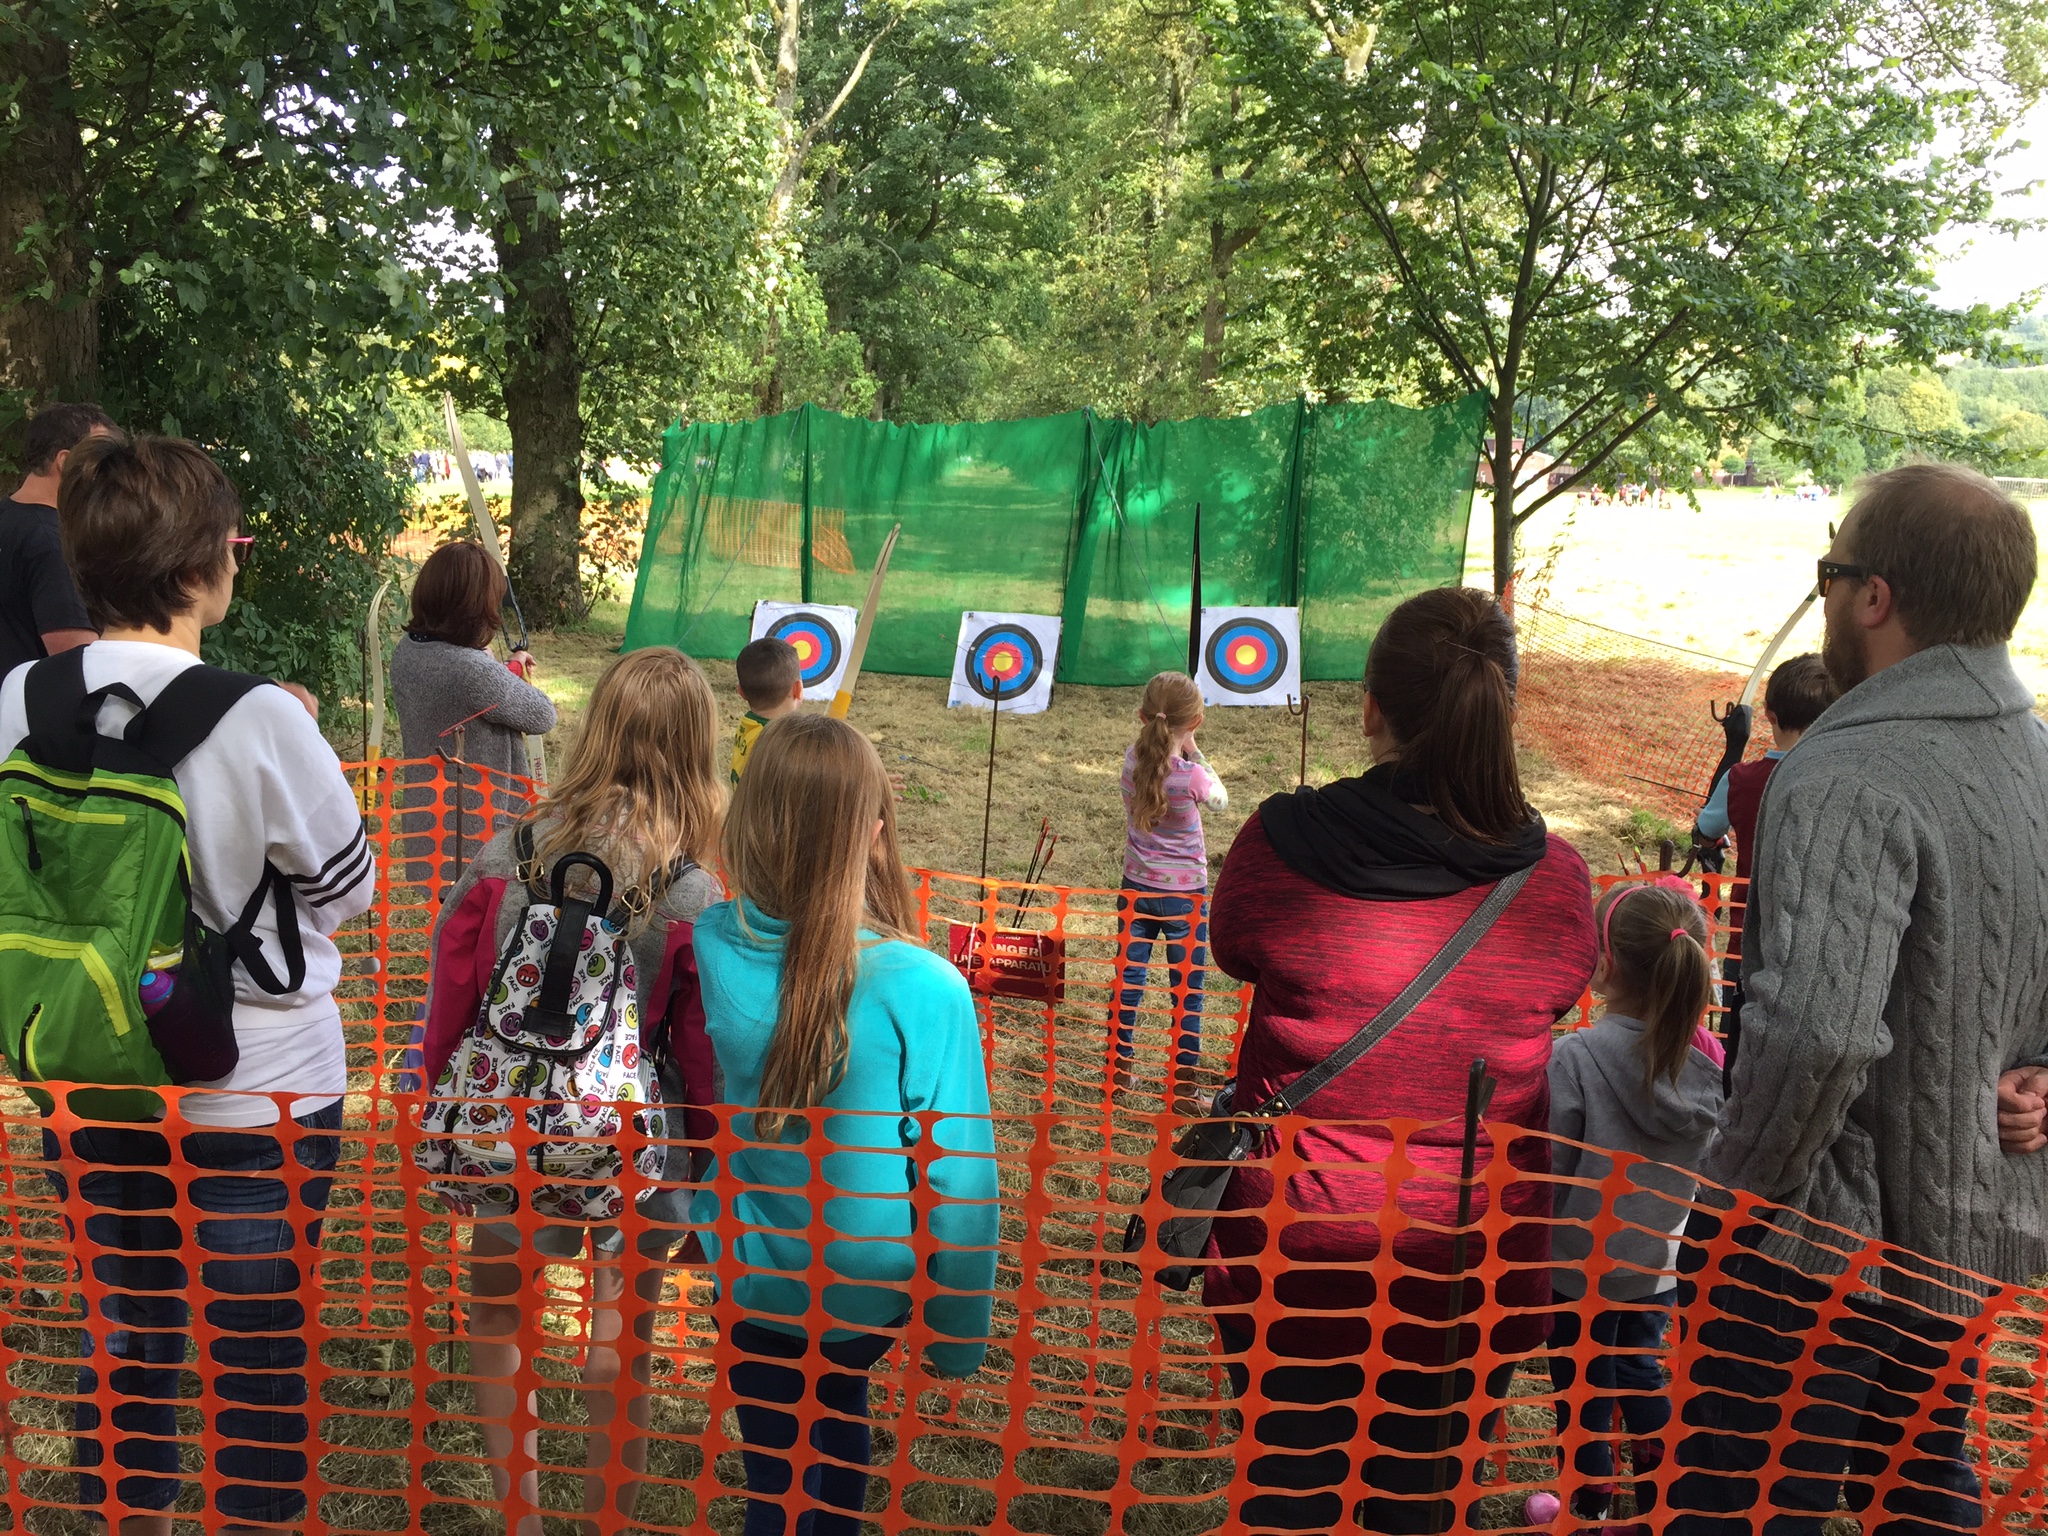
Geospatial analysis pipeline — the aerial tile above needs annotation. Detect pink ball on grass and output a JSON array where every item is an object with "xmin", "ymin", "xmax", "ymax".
[{"xmin": 1523, "ymin": 1491, "xmax": 1561, "ymax": 1526}]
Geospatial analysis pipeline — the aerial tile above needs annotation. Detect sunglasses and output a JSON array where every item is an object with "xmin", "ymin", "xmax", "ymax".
[
  {"xmin": 228, "ymin": 535, "xmax": 254, "ymax": 571},
  {"xmin": 1816, "ymin": 557, "xmax": 1875, "ymax": 596}
]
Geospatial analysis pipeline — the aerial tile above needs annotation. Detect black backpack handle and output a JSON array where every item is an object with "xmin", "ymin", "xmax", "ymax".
[
  {"xmin": 528, "ymin": 851, "xmax": 616, "ymax": 1045},
  {"xmin": 548, "ymin": 852, "xmax": 614, "ymax": 918}
]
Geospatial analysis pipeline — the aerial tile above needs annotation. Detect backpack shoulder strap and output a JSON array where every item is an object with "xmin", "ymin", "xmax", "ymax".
[
  {"xmin": 137, "ymin": 665, "xmax": 304, "ymax": 997},
  {"xmin": 1247, "ymin": 860, "xmax": 1538, "ymax": 1118},
  {"xmin": 19, "ymin": 649, "xmax": 94, "ymax": 773},
  {"xmin": 135, "ymin": 664, "xmax": 271, "ymax": 770},
  {"xmin": 226, "ymin": 864, "xmax": 306, "ymax": 996}
]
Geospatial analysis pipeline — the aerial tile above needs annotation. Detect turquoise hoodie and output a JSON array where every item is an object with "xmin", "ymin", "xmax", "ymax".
[{"xmin": 690, "ymin": 898, "xmax": 999, "ymax": 1377}]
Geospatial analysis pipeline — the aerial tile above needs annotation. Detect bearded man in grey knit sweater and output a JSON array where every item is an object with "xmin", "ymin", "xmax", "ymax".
[{"xmin": 1670, "ymin": 463, "xmax": 2047, "ymax": 1536}]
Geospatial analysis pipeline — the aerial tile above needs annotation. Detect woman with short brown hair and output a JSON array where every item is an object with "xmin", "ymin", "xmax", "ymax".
[{"xmin": 0, "ymin": 433, "xmax": 376, "ymax": 1531}]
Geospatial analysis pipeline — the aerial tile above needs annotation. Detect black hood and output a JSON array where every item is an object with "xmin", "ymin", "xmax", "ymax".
[{"xmin": 1257, "ymin": 762, "xmax": 1548, "ymax": 900}]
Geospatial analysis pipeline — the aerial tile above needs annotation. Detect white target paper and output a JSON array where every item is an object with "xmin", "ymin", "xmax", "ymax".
[
  {"xmin": 1197, "ymin": 606, "xmax": 1303, "ymax": 707},
  {"xmin": 749, "ymin": 601, "xmax": 860, "ymax": 702},
  {"xmin": 947, "ymin": 611, "xmax": 1062, "ymax": 715}
]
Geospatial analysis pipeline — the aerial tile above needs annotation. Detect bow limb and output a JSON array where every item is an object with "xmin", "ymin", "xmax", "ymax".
[
  {"xmin": 1737, "ymin": 584, "xmax": 1819, "ymax": 711},
  {"xmin": 443, "ymin": 392, "xmax": 546, "ymax": 784},
  {"xmin": 366, "ymin": 578, "xmax": 392, "ymax": 762}
]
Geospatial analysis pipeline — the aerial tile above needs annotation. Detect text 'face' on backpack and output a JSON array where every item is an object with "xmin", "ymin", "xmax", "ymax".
[
  {"xmin": 415, "ymin": 843, "xmax": 665, "ymax": 1221},
  {"xmin": 0, "ymin": 652, "xmax": 304, "ymax": 1121}
]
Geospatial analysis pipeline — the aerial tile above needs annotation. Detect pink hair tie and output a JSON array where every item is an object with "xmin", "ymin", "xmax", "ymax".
[{"xmin": 1671, "ymin": 927, "xmax": 1691, "ymax": 942}]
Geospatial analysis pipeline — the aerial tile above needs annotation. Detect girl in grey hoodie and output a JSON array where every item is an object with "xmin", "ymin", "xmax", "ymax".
[{"xmin": 1544, "ymin": 876, "xmax": 1726, "ymax": 1532}]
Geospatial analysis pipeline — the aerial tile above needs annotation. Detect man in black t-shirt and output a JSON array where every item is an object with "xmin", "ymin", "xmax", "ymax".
[{"xmin": 1, "ymin": 402, "xmax": 121, "ymax": 682}]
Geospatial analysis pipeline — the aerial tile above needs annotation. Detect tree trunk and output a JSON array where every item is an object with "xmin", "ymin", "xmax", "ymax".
[
  {"xmin": 494, "ymin": 158, "xmax": 582, "ymax": 626},
  {"xmin": 1490, "ymin": 397, "xmax": 1519, "ymax": 597},
  {"xmin": 1201, "ymin": 215, "xmax": 1227, "ymax": 390},
  {"xmin": 0, "ymin": 18, "xmax": 96, "ymax": 470}
]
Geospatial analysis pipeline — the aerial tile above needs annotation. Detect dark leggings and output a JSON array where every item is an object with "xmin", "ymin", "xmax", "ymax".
[
  {"xmin": 1547, "ymin": 1289, "xmax": 1676, "ymax": 1518},
  {"xmin": 1217, "ymin": 1316, "xmax": 1518, "ymax": 1535},
  {"xmin": 728, "ymin": 1319, "xmax": 899, "ymax": 1536},
  {"xmin": 45, "ymin": 1102, "xmax": 342, "ymax": 1523}
]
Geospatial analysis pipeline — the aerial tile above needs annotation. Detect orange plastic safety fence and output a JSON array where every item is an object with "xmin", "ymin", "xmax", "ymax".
[
  {"xmin": 0, "ymin": 758, "xmax": 2029, "ymax": 1536},
  {"xmin": 1515, "ymin": 604, "xmax": 1766, "ymax": 824}
]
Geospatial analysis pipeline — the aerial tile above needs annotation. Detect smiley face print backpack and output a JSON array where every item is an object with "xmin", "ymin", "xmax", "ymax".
[{"xmin": 414, "ymin": 830, "xmax": 665, "ymax": 1221}]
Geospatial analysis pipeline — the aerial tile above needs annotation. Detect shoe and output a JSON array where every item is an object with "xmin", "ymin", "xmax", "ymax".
[{"xmin": 1569, "ymin": 1485, "xmax": 1614, "ymax": 1522}]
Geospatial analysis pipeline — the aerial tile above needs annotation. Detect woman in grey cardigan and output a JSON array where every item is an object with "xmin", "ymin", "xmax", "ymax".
[
  {"xmin": 390, "ymin": 540, "xmax": 556, "ymax": 884},
  {"xmin": 392, "ymin": 538, "xmax": 555, "ymax": 774}
]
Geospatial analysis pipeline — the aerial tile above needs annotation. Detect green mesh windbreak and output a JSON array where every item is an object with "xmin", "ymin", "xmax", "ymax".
[{"xmin": 623, "ymin": 393, "xmax": 1485, "ymax": 685}]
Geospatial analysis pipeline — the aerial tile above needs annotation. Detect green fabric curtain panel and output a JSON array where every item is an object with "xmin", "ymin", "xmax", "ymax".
[{"xmin": 621, "ymin": 392, "xmax": 1486, "ymax": 686}]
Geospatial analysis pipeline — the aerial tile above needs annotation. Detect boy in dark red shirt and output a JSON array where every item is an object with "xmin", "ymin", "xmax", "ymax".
[{"xmin": 1694, "ymin": 651, "xmax": 1837, "ymax": 1075}]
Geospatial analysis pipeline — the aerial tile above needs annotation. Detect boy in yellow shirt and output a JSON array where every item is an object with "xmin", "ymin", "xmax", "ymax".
[{"xmin": 731, "ymin": 637, "xmax": 803, "ymax": 783}]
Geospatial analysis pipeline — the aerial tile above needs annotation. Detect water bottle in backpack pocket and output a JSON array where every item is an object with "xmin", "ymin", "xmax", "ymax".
[{"xmin": 413, "ymin": 844, "xmax": 665, "ymax": 1221}]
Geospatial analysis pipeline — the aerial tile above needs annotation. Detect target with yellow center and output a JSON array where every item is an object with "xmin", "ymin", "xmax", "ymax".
[
  {"xmin": 1197, "ymin": 607, "xmax": 1302, "ymax": 706},
  {"xmin": 765, "ymin": 612, "xmax": 842, "ymax": 686},
  {"xmin": 965, "ymin": 623, "xmax": 1045, "ymax": 701}
]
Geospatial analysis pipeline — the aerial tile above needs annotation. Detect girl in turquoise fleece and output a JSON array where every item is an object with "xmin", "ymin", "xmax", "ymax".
[{"xmin": 691, "ymin": 713, "xmax": 998, "ymax": 1536}]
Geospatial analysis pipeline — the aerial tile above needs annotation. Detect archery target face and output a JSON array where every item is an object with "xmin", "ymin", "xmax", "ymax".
[
  {"xmin": 947, "ymin": 612, "xmax": 1061, "ymax": 714},
  {"xmin": 1198, "ymin": 607, "xmax": 1302, "ymax": 706},
  {"xmin": 749, "ymin": 601, "xmax": 859, "ymax": 701}
]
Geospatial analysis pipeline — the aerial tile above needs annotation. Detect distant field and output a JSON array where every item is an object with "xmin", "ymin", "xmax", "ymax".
[{"xmin": 1485, "ymin": 485, "xmax": 2048, "ymax": 701}]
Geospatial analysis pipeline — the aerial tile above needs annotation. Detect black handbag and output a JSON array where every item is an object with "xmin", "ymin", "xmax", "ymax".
[{"xmin": 1121, "ymin": 862, "xmax": 1535, "ymax": 1290}]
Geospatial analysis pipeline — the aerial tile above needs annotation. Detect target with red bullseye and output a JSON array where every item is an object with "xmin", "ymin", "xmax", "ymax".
[
  {"xmin": 965, "ymin": 625, "xmax": 1043, "ymax": 701},
  {"xmin": 749, "ymin": 600, "xmax": 858, "ymax": 701},
  {"xmin": 766, "ymin": 612, "xmax": 843, "ymax": 688},
  {"xmin": 948, "ymin": 611, "xmax": 1062, "ymax": 714},
  {"xmin": 1197, "ymin": 606, "xmax": 1301, "ymax": 706}
]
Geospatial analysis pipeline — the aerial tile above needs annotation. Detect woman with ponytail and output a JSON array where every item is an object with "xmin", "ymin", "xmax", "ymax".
[
  {"xmin": 1205, "ymin": 585, "xmax": 1598, "ymax": 1534},
  {"xmin": 1117, "ymin": 671, "xmax": 1227, "ymax": 1071},
  {"xmin": 692, "ymin": 714, "xmax": 998, "ymax": 1536}
]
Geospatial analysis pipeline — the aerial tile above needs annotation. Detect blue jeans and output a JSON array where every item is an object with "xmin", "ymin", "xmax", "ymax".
[
  {"xmin": 1548, "ymin": 1288, "xmax": 1676, "ymax": 1517},
  {"xmin": 1115, "ymin": 887, "xmax": 1207, "ymax": 1068},
  {"xmin": 728, "ymin": 1320, "xmax": 899, "ymax": 1536},
  {"xmin": 45, "ymin": 1101, "xmax": 343, "ymax": 1523},
  {"xmin": 1665, "ymin": 1248, "xmax": 1983, "ymax": 1536}
]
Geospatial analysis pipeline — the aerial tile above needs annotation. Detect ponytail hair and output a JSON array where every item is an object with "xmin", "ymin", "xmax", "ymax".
[
  {"xmin": 721, "ymin": 713, "xmax": 915, "ymax": 1141},
  {"xmin": 1594, "ymin": 880, "xmax": 1714, "ymax": 1089},
  {"xmin": 1364, "ymin": 587, "xmax": 1532, "ymax": 843},
  {"xmin": 1129, "ymin": 672, "xmax": 1204, "ymax": 834}
]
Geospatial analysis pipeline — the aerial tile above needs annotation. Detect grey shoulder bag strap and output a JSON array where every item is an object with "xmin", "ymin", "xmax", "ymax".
[{"xmin": 1125, "ymin": 860, "xmax": 1536, "ymax": 1290}]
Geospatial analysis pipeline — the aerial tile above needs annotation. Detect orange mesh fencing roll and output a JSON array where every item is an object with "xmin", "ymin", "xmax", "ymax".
[
  {"xmin": 0, "ymin": 757, "xmax": 2027, "ymax": 1536},
  {"xmin": 1514, "ymin": 604, "xmax": 1766, "ymax": 825}
]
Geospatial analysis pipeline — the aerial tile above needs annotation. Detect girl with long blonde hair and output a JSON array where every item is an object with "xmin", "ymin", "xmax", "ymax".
[
  {"xmin": 693, "ymin": 713, "xmax": 998, "ymax": 1536},
  {"xmin": 419, "ymin": 646, "xmax": 725, "ymax": 1535},
  {"xmin": 1117, "ymin": 671, "xmax": 1227, "ymax": 1073}
]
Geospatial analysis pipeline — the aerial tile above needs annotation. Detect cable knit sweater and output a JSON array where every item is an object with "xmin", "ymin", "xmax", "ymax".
[{"xmin": 1700, "ymin": 642, "xmax": 2048, "ymax": 1303}]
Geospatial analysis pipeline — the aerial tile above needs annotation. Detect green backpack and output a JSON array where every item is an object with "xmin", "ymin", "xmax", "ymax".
[{"xmin": 0, "ymin": 649, "xmax": 306, "ymax": 1120}]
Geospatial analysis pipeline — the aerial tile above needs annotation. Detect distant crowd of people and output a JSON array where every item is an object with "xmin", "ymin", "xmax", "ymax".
[
  {"xmin": 2, "ymin": 401, "xmax": 2046, "ymax": 1536},
  {"xmin": 411, "ymin": 448, "xmax": 511, "ymax": 484}
]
